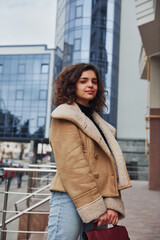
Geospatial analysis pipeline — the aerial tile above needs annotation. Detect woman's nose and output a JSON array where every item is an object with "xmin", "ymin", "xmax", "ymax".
[{"xmin": 88, "ymin": 80, "xmax": 93, "ymax": 87}]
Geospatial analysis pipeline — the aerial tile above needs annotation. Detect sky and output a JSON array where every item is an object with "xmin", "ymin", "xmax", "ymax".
[{"xmin": 0, "ymin": 0, "xmax": 57, "ymax": 49}]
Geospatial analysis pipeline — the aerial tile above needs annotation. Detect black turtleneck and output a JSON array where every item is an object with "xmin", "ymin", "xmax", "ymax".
[{"xmin": 77, "ymin": 102, "xmax": 112, "ymax": 153}]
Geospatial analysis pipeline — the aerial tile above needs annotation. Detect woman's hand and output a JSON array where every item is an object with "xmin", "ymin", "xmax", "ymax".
[{"xmin": 94, "ymin": 209, "xmax": 119, "ymax": 227}]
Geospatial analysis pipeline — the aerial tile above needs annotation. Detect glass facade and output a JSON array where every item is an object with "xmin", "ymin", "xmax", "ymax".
[
  {"xmin": 54, "ymin": 0, "xmax": 121, "ymax": 127},
  {"xmin": 54, "ymin": 0, "xmax": 67, "ymax": 78},
  {"xmin": 0, "ymin": 53, "xmax": 50, "ymax": 140}
]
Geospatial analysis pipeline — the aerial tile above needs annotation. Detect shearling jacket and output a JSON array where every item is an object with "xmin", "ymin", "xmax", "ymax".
[{"xmin": 49, "ymin": 103, "xmax": 132, "ymax": 223}]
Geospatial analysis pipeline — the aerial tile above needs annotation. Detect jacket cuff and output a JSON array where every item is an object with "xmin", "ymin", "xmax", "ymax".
[
  {"xmin": 77, "ymin": 196, "xmax": 106, "ymax": 223},
  {"xmin": 104, "ymin": 197, "xmax": 125, "ymax": 220}
]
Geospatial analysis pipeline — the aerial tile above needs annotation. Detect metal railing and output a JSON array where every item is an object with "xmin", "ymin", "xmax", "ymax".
[
  {"xmin": 14, "ymin": 183, "xmax": 51, "ymax": 212},
  {"xmin": 0, "ymin": 163, "xmax": 148, "ymax": 240},
  {"xmin": 0, "ymin": 166, "xmax": 57, "ymax": 240}
]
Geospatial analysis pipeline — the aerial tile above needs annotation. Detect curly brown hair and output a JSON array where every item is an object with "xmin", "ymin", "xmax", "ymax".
[{"xmin": 53, "ymin": 63, "xmax": 107, "ymax": 113}]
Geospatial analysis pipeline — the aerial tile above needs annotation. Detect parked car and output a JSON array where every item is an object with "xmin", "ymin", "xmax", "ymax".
[
  {"xmin": 0, "ymin": 169, "xmax": 4, "ymax": 184},
  {"xmin": 0, "ymin": 163, "xmax": 9, "ymax": 184}
]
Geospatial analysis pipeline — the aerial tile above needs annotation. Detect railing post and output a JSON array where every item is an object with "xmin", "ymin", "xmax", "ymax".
[
  {"xmin": 46, "ymin": 173, "xmax": 49, "ymax": 185},
  {"xmin": 1, "ymin": 180, "xmax": 9, "ymax": 240},
  {"xmin": 26, "ymin": 171, "xmax": 32, "ymax": 240}
]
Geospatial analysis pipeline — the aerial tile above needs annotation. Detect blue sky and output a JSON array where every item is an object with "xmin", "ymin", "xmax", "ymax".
[{"xmin": 0, "ymin": 0, "xmax": 57, "ymax": 48}]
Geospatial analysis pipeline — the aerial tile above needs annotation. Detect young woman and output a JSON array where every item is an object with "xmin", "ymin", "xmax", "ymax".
[{"xmin": 48, "ymin": 63, "xmax": 131, "ymax": 240}]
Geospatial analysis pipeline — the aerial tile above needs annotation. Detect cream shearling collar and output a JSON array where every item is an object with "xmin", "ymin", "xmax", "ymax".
[{"xmin": 51, "ymin": 103, "xmax": 131, "ymax": 189}]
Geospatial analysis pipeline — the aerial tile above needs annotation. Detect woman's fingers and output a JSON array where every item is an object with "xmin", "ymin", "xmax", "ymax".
[
  {"xmin": 106, "ymin": 209, "xmax": 119, "ymax": 225},
  {"xmin": 110, "ymin": 215, "xmax": 118, "ymax": 225},
  {"xmin": 96, "ymin": 212, "xmax": 109, "ymax": 226},
  {"xmin": 95, "ymin": 209, "xmax": 119, "ymax": 227}
]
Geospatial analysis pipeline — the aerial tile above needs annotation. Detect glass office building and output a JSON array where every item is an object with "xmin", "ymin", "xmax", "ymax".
[
  {"xmin": 54, "ymin": 0, "xmax": 121, "ymax": 127},
  {"xmin": 0, "ymin": 45, "xmax": 54, "ymax": 141}
]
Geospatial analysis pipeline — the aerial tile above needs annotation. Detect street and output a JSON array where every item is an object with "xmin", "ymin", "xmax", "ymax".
[
  {"xmin": 1, "ymin": 179, "xmax": 160, "ymax": 240},
  {"xmin": 120, "ymin": 181, "xmax": 160, "ymax": 240}
]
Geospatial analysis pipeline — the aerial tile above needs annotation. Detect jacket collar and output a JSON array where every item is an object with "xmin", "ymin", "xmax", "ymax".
[
  {"xmin": 51, "ymin": 103, "xmax": 113, "ymax": 159},
  {"xmin": 51, "ymin": 103, "xmax": 131, "ymax": 189}
]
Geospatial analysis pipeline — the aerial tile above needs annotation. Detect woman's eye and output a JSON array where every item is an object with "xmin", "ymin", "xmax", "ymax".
[
  {"xmin": 80, "ymin": 80, "xmax": 86, "ymax": 83},
  {"xmin": 92, "ymin": 80, "xmax": 97, "ymax": 84}
]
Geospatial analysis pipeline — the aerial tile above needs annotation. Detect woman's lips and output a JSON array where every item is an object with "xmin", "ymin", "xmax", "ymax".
[{"xmin": 86, "ymin": 91, "xmax": 94, "ymax": 94}]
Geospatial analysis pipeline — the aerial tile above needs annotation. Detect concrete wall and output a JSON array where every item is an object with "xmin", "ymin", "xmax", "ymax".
[
  {"xmin": 150, "ymin": 57, "xmax": 160, "ymax": 108},
  {"xmin": 118, "ymin": 139, "xmax": 148, "ymax": 180},
  {"xmin": 117, "ymin": 0, "xmax": 147, "ymax": 139},
  {"xmin": 149, "ymin": 57, "xmax": 160, "ymax": 190}
]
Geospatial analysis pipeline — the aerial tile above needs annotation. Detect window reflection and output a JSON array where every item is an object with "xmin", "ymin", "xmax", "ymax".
[
  {"xmin": 56, "ymin": 0, "xmax": 121, "ymax": 126},
  {"xmin": 90, "ymin": 0, "xmax": 108, "ymax": 82},
  {"xmin": 74, "ymin": 39, "xmax": 81, "ymax": 51},
  {"xmin": 38, "ymin": 117, "xmax": 45, "ymax": 127},
  {"xmin": 41, "ymin": 64, "xmax": 49, "ymax": 74},
  {"xmin": 0, "ymin": 64, "xmax": 3, "ymax": 73},
  {"xmin": 16, "ymin": 90, "xmax": 23, "ymax": 100},
  {"xmin": 39, "ymin": 90, "xmax": 47, "ymax": 100},
  {"xmin": 18, "ymin": 64, "xmax": 26, "ymax": 74},
  {"xmin": 0, "ymin": 53, "xmax": 50, "ymax": 139},
  {"xmin": 76, "ymin": 5, "xmax": 83, "ymax": 18},
  {"xmin": 70, "ymin": 3, "xmax": 75, "ymax": 20},
  {"xmin": 75, "ymin": 18, "xmax": 82, "ymax": 27}
]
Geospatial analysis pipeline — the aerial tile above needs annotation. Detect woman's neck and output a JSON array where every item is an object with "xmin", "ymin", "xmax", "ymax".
[
  {"xmin": 76, "ymin": 102, "xmax": 89, "ymax": 108},
  {"xmin": 76, "ymin": 100, "xmax": 89, "ymax": 107}
]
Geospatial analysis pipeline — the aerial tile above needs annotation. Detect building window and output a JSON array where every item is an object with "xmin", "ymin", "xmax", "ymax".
[
  {"xmin": 38, "ymin": 117, "xmax": 45, "ymax": 127},
  {"xmin": 92, "ymin": 15, "xmax": 97, "ymax": 25},
  {"xmin": 16, "ymin": 90, "xmax": 23, "ymax": 100},
  {"xmin": 100, "ymin": 29, "xmax": 106, "ymax": 44},
  {"xmin": 101, "ymin": 8, "xmax": 106, "ymax": 25},
  {"xmin": 0, "ymin": 64, "xmax": 3, "ymax": 73},
  {"xmin": 99, "ymin": 66, "xmax": 105, "ymax": 77},
  {"xmin": 17, "ymin": 116, "xmax": 22, "ymax": 124},
  {"xmin": 93, "ymin": 0, "xmax": 99, "ymax": 6},
  {"xmin": 76, "ymin": 5, "xmax": 83, "ymax": 18},
  {"xmin": 67, "ymin": 54, "xmax": 71, "ymax": 61},
  {"xmin": 18, "ymin": 64, "xmax": 26, "ymax": 74},
  {"xmin": 74, "ymin": 38, "xmax": 81, "ymax": 51},
  {"xmin": 41, "ymin": 64, "xmax": 49, "ymax": 74},
  {"xmin": 91, "ymin": 51, "xmax": 96, "ymax": 60},
  {"xmin": 39, "ymin": 90, "xmax": 47, "ymax": 100}
]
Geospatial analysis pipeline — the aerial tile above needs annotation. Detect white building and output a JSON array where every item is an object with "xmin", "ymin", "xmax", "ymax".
[
  {"xmin": 117, "ymin": 0, "xmax": 148, "ymax": 180},
  {"xmin": 135, "ymin": 0, "xmax": 160, "ymax": 190}
]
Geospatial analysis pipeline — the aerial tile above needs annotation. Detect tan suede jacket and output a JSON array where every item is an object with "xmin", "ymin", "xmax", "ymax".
[{"xmin": 49, "ymin": 103, "xmax": 131, "ymax": 223}]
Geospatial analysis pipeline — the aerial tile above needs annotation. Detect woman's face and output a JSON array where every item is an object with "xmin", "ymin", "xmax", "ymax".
[{"xmin": 75, "ymin": 70, "xmax": 98, "ymax": 106}]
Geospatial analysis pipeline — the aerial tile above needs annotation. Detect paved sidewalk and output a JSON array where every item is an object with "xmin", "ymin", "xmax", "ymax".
[{"xmin": 119, "ymin": 180, "xmax": 160, "ymax": 240}]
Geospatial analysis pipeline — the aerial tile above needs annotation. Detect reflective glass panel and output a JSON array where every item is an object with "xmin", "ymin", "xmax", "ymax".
[
  {"xmin": 76, "ymin": 5, "xmax": 83, "ymax": 18},
  {"xmin": 0, "ymin": 53, "xmax": 50, "ymax": 140},
  {"xmin": 16, "ymin": 90, "xmax": 23, "ymax": 100},
  {"xmin": 39, "ymin": 90, "xmax": 47, "ymax": 100},
  {"xmin": 18, "ymin": 64, "xmax": 26, "ymax": 74},
  {"xmin": 41, "ymin": 64, "xmax": 49, "ymax": 73},
  {"xmin": 74, "ymin": 39, "xmax": 81, "ymax": 51}
]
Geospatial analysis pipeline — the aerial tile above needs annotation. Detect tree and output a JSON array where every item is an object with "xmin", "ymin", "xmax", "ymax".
[
  {"xmin": 19, "ymin": 143, "xmax": 27, "ymax": 160},
  {"xmin": 20, "ymin": 120, "xmax": 30, "ymax": 138},
  {"xmin": 0, "ymin": 109, "xmax": 20, "ymax": 138},
  {"xmin": 32, "ymin": 126, "xmax": 44, "ymax": 139}
]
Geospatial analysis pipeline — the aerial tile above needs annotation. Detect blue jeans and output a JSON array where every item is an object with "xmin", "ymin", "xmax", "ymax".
[
  {"xmin": 17, "ymin": 176, "xmax": 22, "ymax": 188},
  {"xmin": 48, "ymin": 191, "xmax": 107, "ymax": 240},
  {"xmin": 7, "ymin": 177, "xmax": 12, "ymax": 191}
]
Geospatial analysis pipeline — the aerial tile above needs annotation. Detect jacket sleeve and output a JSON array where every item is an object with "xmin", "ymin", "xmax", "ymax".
[
  {"xmin": 104, "ymin": 192, "xmax": 125, "ymax": 219},
  {"xmin": 49, "ymin": 118, "xmax": 106, "ymax": 223}
]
